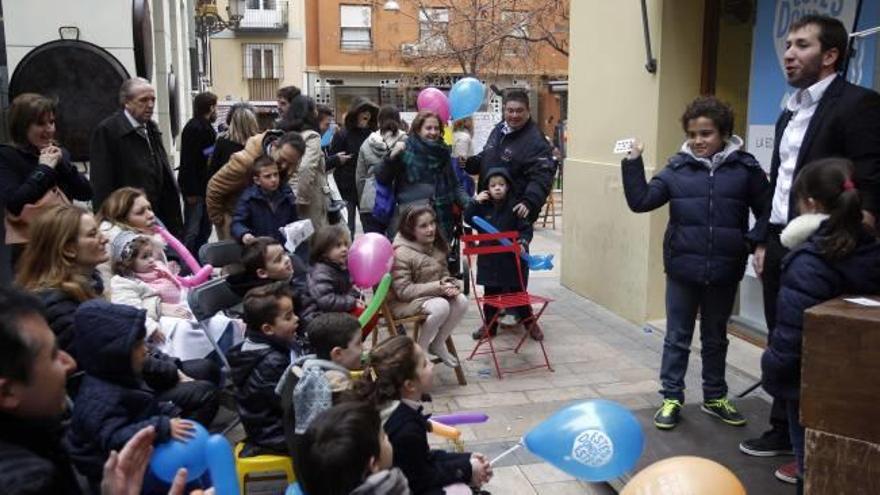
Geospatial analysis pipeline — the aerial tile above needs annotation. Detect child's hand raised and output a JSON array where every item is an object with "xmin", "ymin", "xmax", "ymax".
[
  {"xmin": 169, "ymin": 419, "xmax": 196, "ymax": 442},
  {"xmin": 626, "ymin": 140, "xmax": 644, "ymax": 160},
  {"xmin": 470, "ymin": 453, "xmax": 493, "ymax": 486},
  {"xmin": 475, "ymin": 191, "xmax": 490, "ymax": 203}
]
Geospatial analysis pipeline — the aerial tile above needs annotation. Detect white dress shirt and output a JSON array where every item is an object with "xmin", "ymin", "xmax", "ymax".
[{"xmin": 770, "ymin": 73, "xmax": 836, "ymax": 225}]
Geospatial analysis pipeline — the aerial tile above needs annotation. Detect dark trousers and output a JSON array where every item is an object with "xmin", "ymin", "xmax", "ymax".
[
  {"xmin": 344, "ymin": 196, "xmax": 358, "ymax": 239},
  {"xmin": 762, "ymin": 226, "xmax": 792, "ymax": 439},
  {"xmin": 182, "ymin": 197, "xmax": 212, "ymax": 256},
  {"xmin": 660, "ymin": 277, "xmax": 737, "ymax": 402},
  {"xmin": 154, "ymin": 358, "xmax": 221, "ymax": 427},
  {"xmin": 360, "ymin": 211, "xmax": 387, "ymax": 234}
]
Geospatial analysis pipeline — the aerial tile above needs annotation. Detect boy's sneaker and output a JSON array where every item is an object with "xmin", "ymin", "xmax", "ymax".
[
  {"xmin": 774, "ymin": 461, "xmax": 799, "ymax": 484},
  {"xmin": 498, "ymin": 313, "xmax": 520, "ymax": 326},
  {"xmin": 471, "ymin": 326, "xmax": 497, "ymax": 340},
  {"xmin": 653, "ymin": 399, "xmax": 682, "ymax": 430},
  {"xmin": 739, "ymin": 430, "xmax": 794, "ymax": 457},
  {"xmin": 701, "ymin": 398, "xmax": 747, "ymax": 426}
]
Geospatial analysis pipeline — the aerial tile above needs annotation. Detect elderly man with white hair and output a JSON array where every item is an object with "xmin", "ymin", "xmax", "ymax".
[{"xmin": 89, "ymin": 78, "xmax": 183, "ymax": 236}]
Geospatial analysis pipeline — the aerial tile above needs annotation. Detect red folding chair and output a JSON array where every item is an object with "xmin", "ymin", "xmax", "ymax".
[{"xmin": 461, "ymin": 231, "xmax": 554, "ymax": 379}]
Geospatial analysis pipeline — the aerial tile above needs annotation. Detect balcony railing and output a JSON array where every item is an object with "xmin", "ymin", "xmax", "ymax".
[
  {"xmin": 233, "ymin": 0, "xmax": 288, "ymax": 32},
  {"xmin": 248, "ymin": 78, "xmax": 280, "ymax": 101}
]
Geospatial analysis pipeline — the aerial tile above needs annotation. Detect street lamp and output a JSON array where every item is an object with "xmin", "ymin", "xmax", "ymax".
[
  {"xmin": 383, "ymin": 1, "xmax": 401, "ymax": 11},
  {"xmin": 194, "ymin": 0, "xmax": 243, "ymax": 88}
]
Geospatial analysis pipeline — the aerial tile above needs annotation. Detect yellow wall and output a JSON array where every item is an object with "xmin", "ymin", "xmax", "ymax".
[
  {"xmin": 715, "ymin": 17, "xmax": 754, "ymax": 138},
  {"xmin": 562, "ymin": 0, "xmax": 704, "ymax": 323},
  {"xmin": 209, "ymin": 0, "xmax": 306, "ymax": 101}
]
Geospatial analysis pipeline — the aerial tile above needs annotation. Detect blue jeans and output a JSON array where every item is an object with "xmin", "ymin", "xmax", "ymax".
[
  {"xmin": 182, "ymin": 197, "xmax": 212, "ymax": 256},
  {"xmin": 660, "ymin": 277, "xmax": 737, "ymax": 402}
]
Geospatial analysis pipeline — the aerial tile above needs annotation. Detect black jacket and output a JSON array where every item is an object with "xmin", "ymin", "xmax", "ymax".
[
  {"xmin": 178, "ymin": 116, "xmax": 217, "ymax": 197},
  {"xmin": 227, "ymin": 330, "xmax": 292, "ymax": 454},
  {"xmin": 67, "ymin": 300, "xmax": 176, "ymax": 481},
  {"xmin": 209, "ymin": 136, "xmax": 245, "ymax": 177},
  {"xmin": 464, "ymin": 119, "xmax": 556, "ymax": 223},
  {"xmin": 0, "ymin": 414, "xmax": 85, "ymax": 495},
  {"xmin": 622, "ymin": 144, "xmax": 769, "ymax": 286},
  {"xmin": 329, "ymin": 127, "xmax": 374, "ymax": 200},
  {"xmin": 464, "ymin": 168, "xmax": 533, "ymax": 288},
  {"xmin": 301, "ymin": 260, "xmax": 359, "ymax": 325},
  {"xmin": 754, "ymin": 77, "xmax": 880, "ymax": 241},
  {"xmin": 89, "ymin": 111, "xmax": 183, "ymax": 236},
  {"xmin": 384, "ymin": 402, "xmax": 471, "ymax": 495},
  {"xmin": 0, "ymin": 144, "xmax": 92, "ymax": 216},
  {"xmin": 762, "ymin": 221, "xmax": 880, "ymax": 400},
  {"xmin": 36, "ymin": 271, "xmax": 183, "ymax": 392}
]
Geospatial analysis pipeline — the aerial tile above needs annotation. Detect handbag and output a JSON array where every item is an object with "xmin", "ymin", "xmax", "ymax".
[{"xmin": 5, "ymin": 186, "xmax": 70, "ymax": 244}]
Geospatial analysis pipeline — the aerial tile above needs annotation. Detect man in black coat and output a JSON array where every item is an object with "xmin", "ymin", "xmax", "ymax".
[
  {"xmin": 742, "ymin": 14, "xmax": 880, "ymax": 486},
  {"xmin": 90, "ymin": 78, "xmax": 184, "ymax": 237},
  {"xmin": 0, "ymin": 287, "xmax": 83, "ymax": 494},
  {"xmin": 464, "ymin": 89, "xmax": 557, "ymax": 224},
  {"xmin": 178, "ymin": 92, "xmax": 218, "ymax": 254}
]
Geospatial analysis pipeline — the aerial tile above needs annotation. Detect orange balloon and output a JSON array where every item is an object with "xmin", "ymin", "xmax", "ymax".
[
  {"xmin": 621, "ymin": 456, "xmax": 746, "ymax": 495},
  {"xmin": 428, "ymin": 419, "xmax": 461, "ymax": 440}
]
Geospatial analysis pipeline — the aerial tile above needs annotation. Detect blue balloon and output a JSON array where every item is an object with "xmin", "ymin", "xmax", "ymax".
[
  {"xmin": 320, "ymin": 124, "xmax": 336, "ymax": 147},
  {"xmin": 522, "ymin": 400, "xmax": 644, "ymax": 482},
  {"xmin": 470, "ymin": 216, "xmax": 553, "ymax": 271},
  {"xmin": 205, "ymin": 435, "xmax": 239, "ymax": 495},
  {"xmin": 450, "ymin": 78, "xmax": 485, "ymax": 121},
  {"xmin": 149, "ymin": 421, "xmax": 209, "ymax": 483},
  {"xmin": 286, "ymin": 482, "xmax": 306, "ymax": 495}
]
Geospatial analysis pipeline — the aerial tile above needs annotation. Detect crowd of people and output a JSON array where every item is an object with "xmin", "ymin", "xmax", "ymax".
[
  {"xmin": 0, "ymin": 66, "xmax": 556, "ymax": 493},
  {"xmin": 1, "ymin": 12, "xmax": 874, "ymax": 494}
]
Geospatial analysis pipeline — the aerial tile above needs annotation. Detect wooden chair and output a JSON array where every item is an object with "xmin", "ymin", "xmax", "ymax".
[
  {"xmin": 540, "ymin": 191, "xmax": 557, "ymax": 229},
  {"xmin": 373, "ymin": 302, "xmax": 467, "ymax": 386}
]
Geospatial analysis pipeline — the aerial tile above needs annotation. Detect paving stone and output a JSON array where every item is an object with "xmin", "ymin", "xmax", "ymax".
[
  {"xmin": 483, "ymin": 466, "xmax": 537, "ymax": 495},
  {"xmin": 595, "ymin": 379, "xmax": 662, "ymax": 396},
  {"xmin": 521, "ymin": 462, "xmax": 575, "ymax": 484}
]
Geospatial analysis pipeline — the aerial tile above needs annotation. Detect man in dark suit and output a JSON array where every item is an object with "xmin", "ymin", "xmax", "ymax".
[
  {"xmin": 742, "ymin": 14, "xmax": 880, "ymax": 486},
  {"xmin": 178, "ymin": 91, "xmax": 218, "ymax": 254},
  {"xmin": 90, "ymin": 78, "xmax": 183, "ymax": 236}
]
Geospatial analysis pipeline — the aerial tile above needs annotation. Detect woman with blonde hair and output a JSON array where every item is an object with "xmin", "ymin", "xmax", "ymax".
[
  {"xmin": 17, "ymin": 204, "xmax": 107, "ymax": 349},
  {"xmin": 209, "ymin": 103, "xmax": 260, "ymax": 177}
]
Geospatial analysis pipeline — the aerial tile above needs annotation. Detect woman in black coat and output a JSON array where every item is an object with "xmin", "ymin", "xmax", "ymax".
[
  {"xmin": 0, "ymin": 93, "xmax": 92, "ymax": 266},
  {"xmin": 327, "ymin": 97, "xmax": 379, "ymax": 237}
]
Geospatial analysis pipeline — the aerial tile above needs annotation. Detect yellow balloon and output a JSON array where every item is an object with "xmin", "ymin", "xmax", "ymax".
[
  {"xmin": 621, "ymin": 456, "xmax": 746, "ymax": 495},
  {"xmin": 428, "ymin": 419, "xmax": 461, "ymax": 440},
  {"xmin": 443, "ymin": 126, "xmax": 453, "ymax": 145}
]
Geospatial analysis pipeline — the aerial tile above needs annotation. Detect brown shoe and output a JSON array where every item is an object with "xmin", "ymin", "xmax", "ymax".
[{"xmin": 528, "ymin": 325, "xmax": 544, "ymax": 341}]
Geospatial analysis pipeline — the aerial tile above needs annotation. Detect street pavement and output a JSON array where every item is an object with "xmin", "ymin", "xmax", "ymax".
[{"xmin": 423, "ymin": 217, "xmax": 789, "ymax": 494}]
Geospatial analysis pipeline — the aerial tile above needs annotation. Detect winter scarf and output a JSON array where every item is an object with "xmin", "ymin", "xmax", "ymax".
[
  {"xmin": 134, "ymin": 267, "xmax": 183, "ymax": 304},
  {"xmin": 401, "ymin": 135, "xmax": 458, "ymax": 240}
]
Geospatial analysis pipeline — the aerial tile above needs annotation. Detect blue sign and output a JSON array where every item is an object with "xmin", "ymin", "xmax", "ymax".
[{"xmin": 746, "ymin": 0, "xmax": 880, "ymax": 168}]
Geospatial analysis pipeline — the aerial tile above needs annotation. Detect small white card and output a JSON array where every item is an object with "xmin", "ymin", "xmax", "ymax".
[
  {"xmin": 613, "ymin": 138, "xmax": 635, "ymax": 155},
  {"xmin": 844, "ymin": 297, "xmax": 880, "ymax": 307}
]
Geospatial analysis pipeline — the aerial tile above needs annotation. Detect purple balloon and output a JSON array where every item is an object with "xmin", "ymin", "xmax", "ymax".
[
  {"xmin": 432, "ymin": 412, "xmax": 489, "ymax": 426},
  {"xmin": 348, "ymin": 233, "xmax": 394, "ymax": 288},
  {"xmin": 417, "ymin": 87, "xmax": 450, "ymax": 122}
]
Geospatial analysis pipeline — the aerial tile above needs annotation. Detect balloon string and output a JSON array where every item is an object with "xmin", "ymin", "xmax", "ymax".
[{"xmin": 490, "ymin": 442, "xmax": 522, "ymax": 466}]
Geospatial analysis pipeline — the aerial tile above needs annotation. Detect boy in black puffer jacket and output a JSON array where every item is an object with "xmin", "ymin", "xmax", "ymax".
[
  {"xmin": 621, "ymin": 96, "xmax": 770, "ymax": 431},
  {"xmin": 464, "ymin": 167, "xmax": 536, "ymax": 340},
  {"xmin": 227, "ymin": 282, "xmax": 300, "ymax": 457},
  {"xmin": 66, "ymin": 300, "xmax": 195, "ymax": 487}
]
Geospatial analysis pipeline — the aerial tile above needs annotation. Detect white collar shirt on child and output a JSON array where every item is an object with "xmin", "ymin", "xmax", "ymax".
[{"xmin": 771, "ymin": 73, "xmax": 836, "ymax": 225}]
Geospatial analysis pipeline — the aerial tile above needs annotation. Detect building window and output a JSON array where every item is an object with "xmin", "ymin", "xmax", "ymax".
[
  {"xmin": 502, "ymin": 10, "xmax": 529, "ymax": 56},
  {"xmin": 340, "ymin": 5, "xmax": 372, "ymax": 50},
  {"xmin": 244, "ymin": 43, "xmax": 282, "ymax": 100},
  {"xmin": 419, "ymin": 8, "xmax": 449, "ymax": 53},
  {"xmin": 247, "ymin": 0, "xmax": 276, "ymax": 9}
]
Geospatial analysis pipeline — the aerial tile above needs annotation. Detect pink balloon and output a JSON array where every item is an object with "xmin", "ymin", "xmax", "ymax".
[
  {"xmin": 348, "ymin": 233, "xmax": 394, "ymax": 288},
  {"xmin": 417, "ymin": 87, "xmax": 450, "ymax": 123},
  {"xmin": 154, "ymin": 225, "xmax": 213, "ymax": 288}
]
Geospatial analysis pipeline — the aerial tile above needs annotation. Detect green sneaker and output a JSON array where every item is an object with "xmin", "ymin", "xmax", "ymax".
[
  {"xmin": 653, "ymin": 399, "xmax": 682, "ymax": 430},
  {"xmin": 701, "ymin": 398, "xmax": 747, "ymax": 426}
]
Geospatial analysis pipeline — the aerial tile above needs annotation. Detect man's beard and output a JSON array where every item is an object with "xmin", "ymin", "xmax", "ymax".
[{"xmin": 788, "ymin": 55, "xmax": 824, "ymax": 89}]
